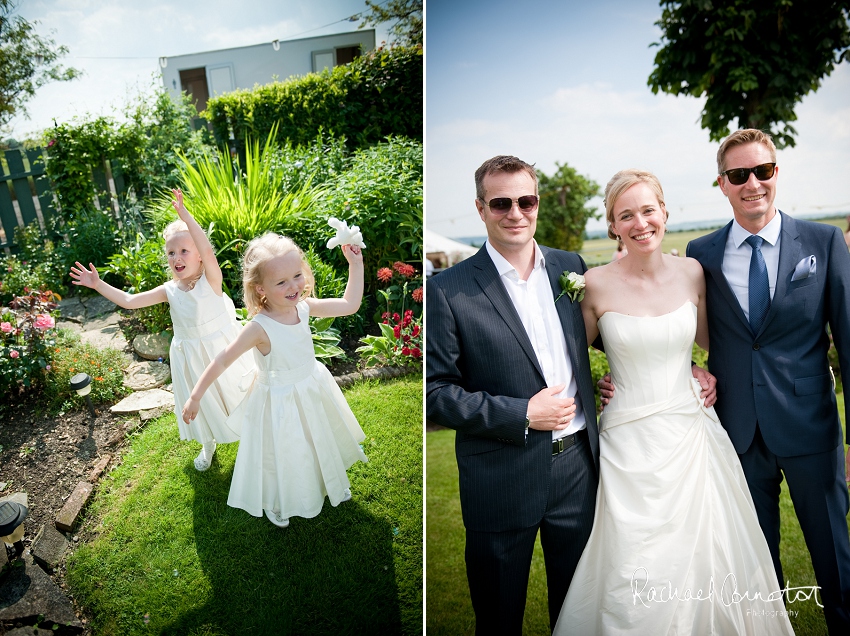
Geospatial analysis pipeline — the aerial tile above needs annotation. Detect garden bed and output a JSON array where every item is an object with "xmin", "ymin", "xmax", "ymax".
[{"xmin": 0, "ymin": 402, "xmax": 141, "ymax": 633}]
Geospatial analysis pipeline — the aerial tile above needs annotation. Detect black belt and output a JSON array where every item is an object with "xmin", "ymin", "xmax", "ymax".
[{"xmin": 552, "ymin": 429, "xmax": 587, "ymax": 456}]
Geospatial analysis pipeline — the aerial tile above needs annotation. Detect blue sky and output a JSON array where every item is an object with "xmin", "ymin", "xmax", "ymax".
[
  {"xmin": 7, "ymin": 0, "xmax": 390, "ymax": 138},
  {"xmin": 426, "ymin": 0, "xmax": 850, "ymax": 236}
]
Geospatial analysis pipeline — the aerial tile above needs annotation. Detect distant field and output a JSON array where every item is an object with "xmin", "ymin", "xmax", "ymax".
[{"xmin": 580, "ymin": 216, "xmax": 846, "ymax": 267}]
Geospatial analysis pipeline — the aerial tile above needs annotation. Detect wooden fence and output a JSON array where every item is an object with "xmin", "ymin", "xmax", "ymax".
[{"xmin": 0, "ymin": 147, "xmax": 130, "ymax": 252}]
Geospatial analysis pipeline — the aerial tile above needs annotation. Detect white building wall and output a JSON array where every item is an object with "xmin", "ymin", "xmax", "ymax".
[{"xmin": 160, "ymin": 29, "xmax": 376, "ymax": 102}]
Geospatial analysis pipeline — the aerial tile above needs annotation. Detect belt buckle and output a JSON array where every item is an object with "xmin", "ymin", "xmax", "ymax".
[{"xmin": 553, "ymin": 438, "xmax": 564, "ymax": 455}]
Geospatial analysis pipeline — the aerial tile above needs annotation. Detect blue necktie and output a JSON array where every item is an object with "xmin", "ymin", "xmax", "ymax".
[{"xmin": 745, "ymin": 235, "xmax": 770, "ymax": 334}]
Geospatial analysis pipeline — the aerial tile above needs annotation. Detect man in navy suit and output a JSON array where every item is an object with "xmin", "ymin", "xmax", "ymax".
[
  {"xmin": 687, "ymin": 129, "xmax": 850, "ymax": 633},
  {"xmin": 426, "ymin": 155, "xmax": 600, "ymax": 634}
]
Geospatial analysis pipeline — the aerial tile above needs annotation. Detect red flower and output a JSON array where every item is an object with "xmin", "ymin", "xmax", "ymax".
[
  {"xmin": 392, "ymin": 312, "xmax": 401, "ymax": 324},
  {"xmin": 402, "ymin": 334, "xmax": 411, "ymax": 343},
  {"xmin": 393, "ymin": 261, "xmax": 416, "ymax": 278},
  {"xmin": 412, "ymin": 287, "xmax": 423, "ymax": 303},
  {"xmin": 377, "ymin": 268, "xmax": 393, "ymax": 283},
  {"xmin": 393, "ymin": 325, "xmax": 401, "ymax": 339},
  {"xmin": 410, "ymin": 347, "xmax": 422, "ymax": 358},
  {"xmin": 412, "ymin": 325, "xmax": 420, "ymax": 338},
  {"xmin": 401, "ymin": 346, "xmax": 411, "ymax": 356},
  {"xmin": 10, "ymin": 350, "xmax": 19, "ymax": 359}
]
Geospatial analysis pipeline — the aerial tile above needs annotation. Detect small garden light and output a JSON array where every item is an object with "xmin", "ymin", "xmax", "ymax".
[
  {"xmin": 0, "ymin": 500, "xmax": 28, "ymax": 555},
  {"xmin": 70, "ymin": 372, "xmax": 96, "ymax": 417}
]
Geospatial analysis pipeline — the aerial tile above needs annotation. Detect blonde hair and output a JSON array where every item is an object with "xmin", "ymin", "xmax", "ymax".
[
  {"xmin": 162, "ymin": 219, "xmax": 205, "ymax": 288},
  {"xmin": 604, "ymin": 169, "xmax": 668, "ymax": 240},
  {"xmin": 242, "ymin": 232, "xmax": 314, "ymax": 315},
  {"xmin": 716, "ymin": 129, "xmax": 777, "ymax": 174}
]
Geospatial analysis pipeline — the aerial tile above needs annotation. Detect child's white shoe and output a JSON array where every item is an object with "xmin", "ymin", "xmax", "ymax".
[
  {"xmin": 194, "ymin": 441, "xmax": 217, "ymax": 471},
  {"xmin": 341, "ymin": 489, "xmax": 352, "ymax": 503},
  {"xmin": 264, "ymin": 509, "xmax": 290, "ymax": 528}
]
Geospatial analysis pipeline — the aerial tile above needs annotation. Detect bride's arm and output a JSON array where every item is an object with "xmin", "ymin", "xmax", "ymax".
[{"xmin": 580, "ymin": 269, "xmax": 601, "ymax": 345}]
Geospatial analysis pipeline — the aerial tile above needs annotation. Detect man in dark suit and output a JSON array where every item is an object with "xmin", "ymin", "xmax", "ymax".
[
  {"xmin": 426, "ymin": 155, "xmax": 600, "ymax": 634},
  {"xmin": 687, "ymin": 129, "xmax": 850, "ymax": 633}
]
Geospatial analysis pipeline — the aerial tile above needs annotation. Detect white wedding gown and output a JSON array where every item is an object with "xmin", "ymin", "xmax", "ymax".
[{"xmin": 554, "ymin": 302, "xmax": 794, "ymax": 635}]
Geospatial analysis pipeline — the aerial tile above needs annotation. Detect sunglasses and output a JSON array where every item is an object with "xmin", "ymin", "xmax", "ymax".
[
  {"xmin": 479, "ymin": 195, "xmax": 539, "ymax": 213},
  {"xmin": 720, "ymin": 163, "xmax": 776, "ymax": 186}
]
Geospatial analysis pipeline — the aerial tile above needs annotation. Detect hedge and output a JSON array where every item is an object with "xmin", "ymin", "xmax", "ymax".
[{"xmin": 205, "ymin": 45, "xmax": 422, "ymax": 150}]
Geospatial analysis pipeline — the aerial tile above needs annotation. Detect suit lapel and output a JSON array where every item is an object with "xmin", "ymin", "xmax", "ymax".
[
  {"xmin": 703, "ymin": 222, "xmax": 751, "ymax": 333},
  {"xmin": 470, "ymin": 248, "xmax": 545, "ymax": 379},
  {"xmin": 543, "ymin": 249, "xmax": 583, "ymax": 380}
]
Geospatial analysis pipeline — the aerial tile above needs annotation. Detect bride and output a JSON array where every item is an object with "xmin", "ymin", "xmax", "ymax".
[{"xmin": 553, "ymin": 170, "xmax": 794, "ymax": 635}]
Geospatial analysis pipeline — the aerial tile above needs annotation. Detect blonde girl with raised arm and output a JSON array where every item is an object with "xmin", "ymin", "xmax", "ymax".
[
  {"xmin": 69, "ymin": 189, "xmax": 255, "ymax": 471},
  {"xmin": 182, "ymin": 233, "xmax": 368, "ymax": 528}
]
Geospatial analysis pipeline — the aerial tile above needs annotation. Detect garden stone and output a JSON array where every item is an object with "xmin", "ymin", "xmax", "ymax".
[
  {"xmin": 87, "ymin": 454, "xmax": 112, "ymax": 482},
  {"xmin": 133, "ymin": 332, "xmax": 170, "ymax": 361},
  {"xmin": 56, "ymin": 297, "xmax": 85, "ymax": 324},
  {"xmin": 0, "ymin": 551, "xmax": 83, "ymax": 632},
  {"xmin": 82, "ymin": 295, "xmax": 117, "ymax": 319},
  {"xmin": 123, "ymin": 360, "xmax": 171, "ymax": 390},
  {"xmin": 55, "ymin": 482, "xmax": 93, "ymax": 533},
  {"xmin": 110, "ymin": 388, "xmax": 175, "ymax": 413},
  {"xmin": 82, "ymin": 310, "xmax": 120, "ymax": 332},
  {"xmin": 31, "ymin": 524, "xmax": 69, "ymax": 571},
  {"xmin": 79, "ymin": 319, "xmax": 128, "ymax": 351}
]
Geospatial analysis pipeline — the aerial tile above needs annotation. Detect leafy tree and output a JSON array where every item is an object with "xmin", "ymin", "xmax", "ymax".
[
  {"xmin": 0, "ymin": 0, "xmax": 81, "ymax": 130},
  {"xmin": 536, "ymin": 162, "xmax": 600, "ymax": 253},
  {"xmin": 359, "ymin": 0, "xmax": 423, "ymax": 47},
  {"xmin": 648, "ymin": 0, "xmax": 850, "ymax": 148}
]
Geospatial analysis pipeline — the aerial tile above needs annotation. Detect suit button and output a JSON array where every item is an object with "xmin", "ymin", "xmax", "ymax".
[{"xmin": 753, "ymin": 343, "xmax": 760, "ymax": 351}]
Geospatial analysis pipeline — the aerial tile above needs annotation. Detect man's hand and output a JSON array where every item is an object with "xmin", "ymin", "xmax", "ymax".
[
  {"xmin": 598, "ymin": 374, "xmax": 614, "ymax": 409},
  {"xmin": 691, "ymin": 365, "xmax": 717, "ymax": 407},
  {"xmin": 527, "ymin": 384, "xmax": 576, "ymax": 431}
]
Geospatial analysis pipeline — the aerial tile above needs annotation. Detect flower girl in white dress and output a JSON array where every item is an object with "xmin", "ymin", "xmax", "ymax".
[
  {"xmin": 182, "ymin": 233, "xmax": 368, "ymax": 528},
  {"xmin": 70, "ymin": 189, "xmax": 254, "ymax": 472}
]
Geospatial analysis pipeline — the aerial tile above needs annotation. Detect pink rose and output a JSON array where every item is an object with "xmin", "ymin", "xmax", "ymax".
[
  {"xmin": 34, "ymin": 314, "xmax": 55, "ymax": 330},
  {"xmin": 10, "ymin": 350, "xmax": 19, "ymax": 358},
  {"xmin": 1, "ymin": 322, "xmax": 12, "ymax": 333}
]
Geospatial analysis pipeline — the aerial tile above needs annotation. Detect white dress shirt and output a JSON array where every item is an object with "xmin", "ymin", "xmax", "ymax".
[
  {"xmin": 486, "ymin": 241, "xmax": 586, "ymax": 438},
  {"xmin": 722, "ymin": 211, "xmax": 782, "ymax": 322}
]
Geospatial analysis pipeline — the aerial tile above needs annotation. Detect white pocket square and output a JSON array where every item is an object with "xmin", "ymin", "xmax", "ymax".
[{"xmin": 791, "ymin": 255, "xmax": 816, "ymax": 281}]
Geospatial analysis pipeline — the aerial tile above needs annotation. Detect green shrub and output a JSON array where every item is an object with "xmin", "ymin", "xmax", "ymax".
[
  {"xmin": 106, "ymin": 234, "xmax": 172, "ymax": 334},
  {"xmin": 294, "ymin": 137, "xmax": 422, "ymax": 295},
  {"xmin": 0, "ymin": 255, "xmax": 60, "ymax": 304},
  {"xmin": 206, "ymin": 45, "xmax": 423, "ymax": 150},
  {"xmin": 43, "ymin": 85, "xmax": 210, "ymax": 213},
  {"xmin": 55, "ymin": 209, "xmax": 120, "ymax": 276},
  {"xmin": 43, "ymin": 329, "xmax": 130, "ymax": 412},
  {"xmin": 270, "ymin": 132, "xmax": 349, "ymax": 193}
]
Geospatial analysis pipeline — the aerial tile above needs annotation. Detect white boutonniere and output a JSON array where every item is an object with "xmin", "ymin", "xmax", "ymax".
[{"xmin": 556, "ymin": 271, "xmax": 585, "ymax": 303}]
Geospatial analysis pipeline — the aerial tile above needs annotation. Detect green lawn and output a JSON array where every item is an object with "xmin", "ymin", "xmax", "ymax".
[
  {"xmin": 426, "ymin": 393, "xmax": 848, "ymax": 636},
  {"xmin": 67, "ymin": 376, "xmax": 422, "ymax": 635}
]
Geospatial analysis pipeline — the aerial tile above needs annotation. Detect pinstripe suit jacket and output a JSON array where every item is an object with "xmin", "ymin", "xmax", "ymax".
[{"xmin": 426, "ymin": 245, "xmax": 600, "ymax": 533}]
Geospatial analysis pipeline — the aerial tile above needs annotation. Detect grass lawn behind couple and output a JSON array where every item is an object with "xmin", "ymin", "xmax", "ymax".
[
  {"xmin": 66, "ymin": 376, "xmax": 422, "ymax": 635},
  {"xmin": 427, "ymin": 390, "xmax": 847, "ymax": 635}
]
